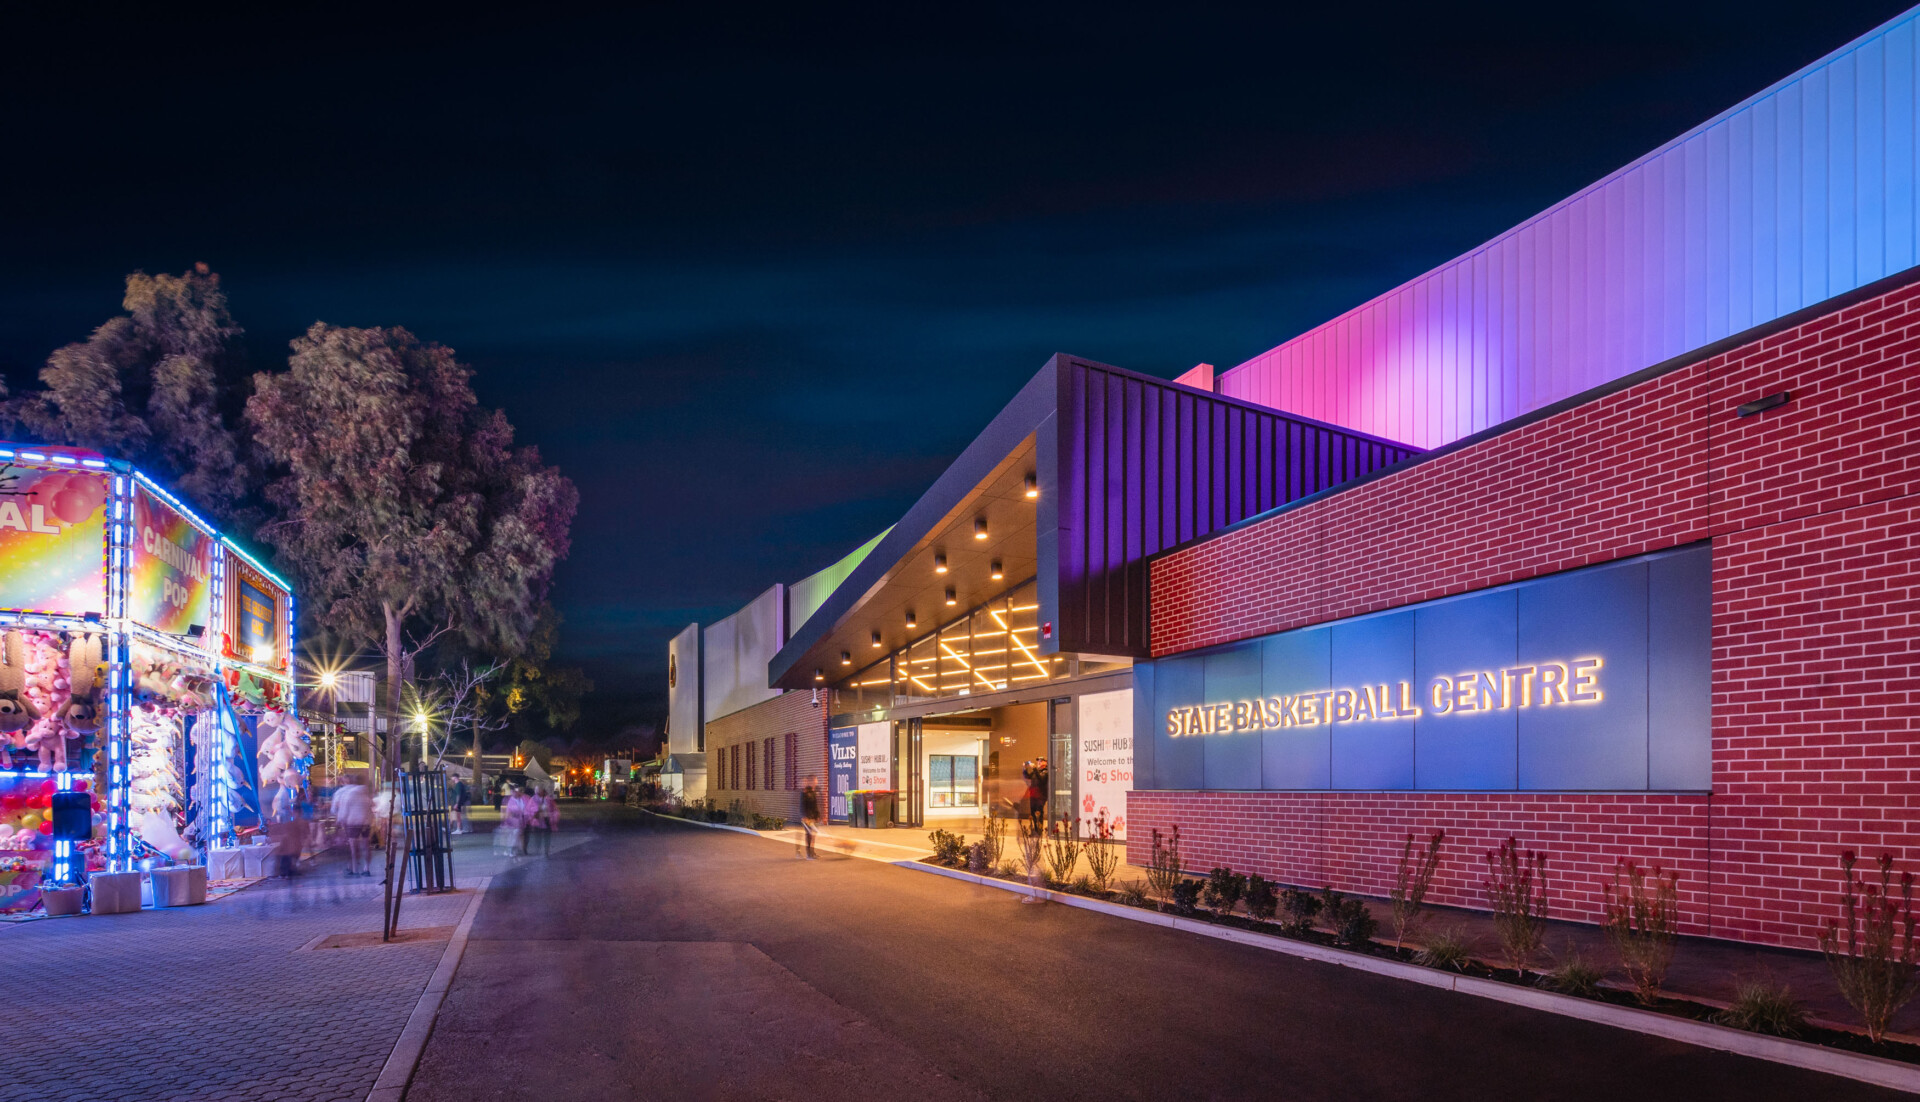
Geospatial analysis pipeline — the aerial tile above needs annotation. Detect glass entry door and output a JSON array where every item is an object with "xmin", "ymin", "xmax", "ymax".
[
  {"xmin": 895, "ymin": 719, "xmax": 922, "ymax": 827},
  {"xmin": 1048, "ymin": 698, "xmax": 1074, "ymax": 828}
]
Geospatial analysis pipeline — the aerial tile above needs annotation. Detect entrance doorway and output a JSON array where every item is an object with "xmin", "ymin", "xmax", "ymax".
[{"xmin": 899, "ymin": 701, "xmax": 1051, "ymax": 831}]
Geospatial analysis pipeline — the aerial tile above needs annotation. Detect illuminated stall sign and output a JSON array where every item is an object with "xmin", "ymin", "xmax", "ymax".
[
  {"xmin": 131, "ymin": 485, "xmax": 212, "ymax": 635},
  {"xmin": 227, "ymin": 557, "xmax": 285, "ymax": 667},
  {"xmin": 0, "ymin": 463, "xmax": 108, "ymax": 616},
  {"xmin": 1136, "ymin": 544, "xmax": 1710, "ymax": 793}
]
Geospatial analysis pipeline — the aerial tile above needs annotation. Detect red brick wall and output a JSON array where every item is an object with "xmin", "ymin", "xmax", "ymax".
[
  {"xmin": 704, "ymin": 690, "xmax": 828, "ymax": 824},
  {"xmin": 1135, "ymin": 276, "xmax": 1920, "ymax": 949}
]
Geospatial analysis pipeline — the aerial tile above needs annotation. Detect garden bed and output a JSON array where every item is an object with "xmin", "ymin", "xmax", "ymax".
[{"xmin": 916, "ymin": 854, "xmax": 1920, "ymax": 1069}]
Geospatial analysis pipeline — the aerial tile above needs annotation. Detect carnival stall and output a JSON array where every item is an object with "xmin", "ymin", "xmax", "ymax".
[{"xmin": 0, "ymin": 443, "xmax": 304, "ymax": 913}]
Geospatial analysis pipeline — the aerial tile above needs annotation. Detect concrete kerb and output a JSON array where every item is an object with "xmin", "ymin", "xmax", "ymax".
[
  {"xmin": 365, "ymin": 877, "xmax": 492, "ymax": 1102},
  {"xmin": 904, "ymin": 862, "xmax": 1920, "ymax": 1096}
]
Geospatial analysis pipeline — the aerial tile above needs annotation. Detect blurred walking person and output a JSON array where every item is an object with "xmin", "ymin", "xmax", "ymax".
[
  {"xmin": 450, "ymin": 776, "xmax": 470, "ymax": 834},
  {"xmin": 532, "ymin": 788, "xmax": 557, "ymax": 856},
  {"xmin": 333, "ymin": 775, "xmax": 373, "ymax": 876},
  {"xmin": 798, "ymin": 776, "xmax": 821, "ymax": 859},
  {"xmin": 268, "ymin": 802, "xmax": 307, "ymax": 879}
]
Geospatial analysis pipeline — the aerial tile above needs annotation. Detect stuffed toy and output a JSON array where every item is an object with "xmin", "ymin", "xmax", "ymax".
[
  {"xmin": 0, "ymin": 692, "xmax": 31, "ymax": 753},
  {"xmin": 133, "ymin": 655, "xmax": 179, "ymax": 706},
  {"xmin": 128, "ymin": 707, "xmax": 183, "ymax": 829},
  {"xmin": 60, "ymin": 697, "xmax": 101, "ymax": 774},
  {"xmin": 256, "ymin": 710, "xmax": 313, "ymax": 792},
  {"xmin": 19, "ymin": 631, "xmax": 70, "ymax": 770}
]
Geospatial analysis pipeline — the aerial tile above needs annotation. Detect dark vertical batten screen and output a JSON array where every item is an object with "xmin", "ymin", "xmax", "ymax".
[{"xmin": 1049, "ymin": 357, "xmax": 1420, "ymax": 658}]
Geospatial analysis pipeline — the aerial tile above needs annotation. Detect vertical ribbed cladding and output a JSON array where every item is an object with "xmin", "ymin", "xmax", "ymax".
[{"xmin": 1049, "ymin": 357, "xmax": 1419, "ymax": 660}]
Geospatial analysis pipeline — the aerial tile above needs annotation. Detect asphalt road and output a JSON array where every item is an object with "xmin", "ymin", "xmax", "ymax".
[{"xmin": 406, "ymin": 806, "xmax": 1898, "ymax": 1102}]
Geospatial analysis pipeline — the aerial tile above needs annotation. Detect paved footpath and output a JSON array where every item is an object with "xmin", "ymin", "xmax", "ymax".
[
  {"xmin": 0, "ymin": 808, "xmax": 594, "ymax": 1102},
  {"xmin": 408, "ymin": 811, "xmax": 1907, "ymax": 1102}
]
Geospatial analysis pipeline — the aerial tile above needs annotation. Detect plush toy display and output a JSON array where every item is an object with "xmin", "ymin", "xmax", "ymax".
[
  {"xmin": 256, "ymin": 709, "xmax": 313, "ymax": 793},
  {"xmin": 128, "ymin": 707, "xmax": 184, "ymax": 831},
  {"xmin": 19, "ymin": 630, "xmax": 70, "ymax": 770}
]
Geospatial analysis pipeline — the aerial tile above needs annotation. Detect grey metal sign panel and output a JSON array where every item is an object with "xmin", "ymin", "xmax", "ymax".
[
  {"xmin": 1330, "ymin": 613, "xmax": 1415, "ymax": 790},
  {"xmin": 1517, "ymin": 563, "xmax": 1648, "ymax": 790},
  {"xmin": 1140, "ymin": 543, "xmax": 1710, "ymax": 793},
  {"xmin": 1260, "ymin": 629, "xmax": 1330, "ymax": 789},
  {"xmin": 1202, "ymin": 644, "xmax": 1263, "ymax": 790}
]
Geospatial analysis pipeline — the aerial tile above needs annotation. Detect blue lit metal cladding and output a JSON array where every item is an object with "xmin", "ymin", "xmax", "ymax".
[
  {"xmin": 108, "ymin": 473, "xmax": 133, "ymax": 870},
  {"xmin": 1135, "ymin": 544, "xmax": 1711, "ymax": 793},
  {"xmin": 1223, "ymin": 9, "xmax": 1920, "ymax": 449}
]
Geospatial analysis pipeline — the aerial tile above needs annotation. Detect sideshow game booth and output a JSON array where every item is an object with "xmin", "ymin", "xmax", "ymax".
[{"xmin": 0, "ymin": 443, "xmax": 307, "ymax": 917}]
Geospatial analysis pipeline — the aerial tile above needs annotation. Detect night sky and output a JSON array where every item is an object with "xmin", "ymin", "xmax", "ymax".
[{"xmin": 1, "ymin": 3, "xmax": 1910, "ymax": 728}]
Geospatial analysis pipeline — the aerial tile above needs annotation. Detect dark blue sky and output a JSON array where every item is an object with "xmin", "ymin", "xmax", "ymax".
[{"xmin": 0, "ymin": 3, "xmax": 1910, "ymax": 724}]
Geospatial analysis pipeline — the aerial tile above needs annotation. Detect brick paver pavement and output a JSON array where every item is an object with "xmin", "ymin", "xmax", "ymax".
[{"xmin": 0, "ymin": 809, "xmax": 570, "ymax": 1102}]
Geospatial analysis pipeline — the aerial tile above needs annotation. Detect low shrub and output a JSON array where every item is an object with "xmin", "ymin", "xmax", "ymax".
[
  {"xmin": 1146, "ymin": 826, "xmax": 1184, "ymax": 900},
  {"xmin": 705, "ymin": 808, "xmax": 728, "ymax": 824},
  {"xmin": 1017, "ymin": 816, "xmax": 1046, "ymax": 892},
  {"xmin": 1601, "ymin": 859, "xmax": 1681, "ymax": 1005},
  {"xmin": 977, "ymin": 812, "xmax": 1007, "ymax": 869},
  {"xmin": 1170, "ymin": 878, "xmax": 1204, "ymax": 916},
  {"xmin": 1546, "ymin": 948, "xmax": 1605, "ymax": 998},
  {"xmin": 1391, "ymin": 829, "xmax": 1446, "ymax": 949},
  {"xmin": 1044, "ymin": 815, "xmax": 1083, "ymax": 884},
  {"xmin": 1279, "ymin": 888, "xmax": 1323, "ymax": 936},
  {"xmin": 1714, "ymin": 977, "xmax": 1808, "ymax": 1038},
  {"xmin": 1414, "ymin": 927, "xmax": 1474, "ymax": 972},
  {"xmin": 1245, "ymin": 874, "xmax": 1279, "ymax": 922},
  {"xmin": 1318, "ymin": 887, "xmax": 1376, "ymax": 947},
  {"xmin": 997, "ymin": 859, "xmax": 1022, "ymax": 879},
  {"xmin": 966, "ymin": 840, "xmax": 991, "ymax": 874},
  {"xmin": 726, "ymin": 799, "xmax": 750, "ymax": 827},
  {"xmin": 1819, "ymin": 850, "xmax": 1920, "ymax": 1043},
  {"xmin": 928, "ymin": 829, "xmax": 969, "ymax": 867},
  {"xmin": 1484, "ymin": 837, "xmax": 1550, "ymax": 975},
  {"xmin": 750, "ymin": 813, "xmax": 786, "ymax": 831},
  {"xmin": 1202, "ymin": 867, "xmax": 1247, "ymax": 917},
  {"xmin": 1117, "ymin": 880, "xmax": 1151, "ymax": 907},
  {"xmin": 1070, "ymin": 874, "xmax": 1095, "ymax": 895},
  {"xmin": 1082, "ymin": 814, "xmax": 1120, "ymax": 893}
]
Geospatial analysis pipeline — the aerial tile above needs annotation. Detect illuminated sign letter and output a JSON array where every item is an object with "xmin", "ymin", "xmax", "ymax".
[
  {"xmin": 1538, "ymin": 662, "xmax": 1569, "ymax": 705},
  {"xmin": 1571, "ymin": 657, "xmax": 1603, "ymax": 702}
]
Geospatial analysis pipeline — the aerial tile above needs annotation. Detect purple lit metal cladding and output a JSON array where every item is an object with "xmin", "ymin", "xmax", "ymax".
[
  {"xmin": 1044, "ymin": 358, "xmax": 1419, "ymax": 659},
  {"xmin": 1223, "ymin": 8, "xmax": 1920, "ymax": 450},
  {"xmin": 767, "ymin": 356, "xmax": 1418, "ymax": 688}
]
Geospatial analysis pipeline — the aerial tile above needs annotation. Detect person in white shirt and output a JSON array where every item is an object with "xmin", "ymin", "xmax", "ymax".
[{"xmin": 332, "ymin": 779, "xmax": 373, "ymax": 876}]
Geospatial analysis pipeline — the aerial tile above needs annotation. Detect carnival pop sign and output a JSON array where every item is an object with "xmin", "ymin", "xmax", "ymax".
[{"xmin": 131, "ymin": 485, "xmax": 212, "ymax": 636}]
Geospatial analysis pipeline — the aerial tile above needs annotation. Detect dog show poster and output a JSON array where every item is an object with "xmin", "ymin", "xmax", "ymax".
[
  {"xmin": 131, "ymin": 485, "xmax": 212, "ymax": 636},
  {"xmin": 0, "ymin": 463, "xmax": 108, "ymax": 617}
]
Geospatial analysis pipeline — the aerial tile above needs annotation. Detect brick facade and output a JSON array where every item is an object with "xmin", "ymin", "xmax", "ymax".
[
  {"xmin": 704, "ymin": 690, "xmax": 829, "ymax": 824},
  {"xmin": 1135, "ymin": 276, "xmax": 1920, "ymax": 949}
]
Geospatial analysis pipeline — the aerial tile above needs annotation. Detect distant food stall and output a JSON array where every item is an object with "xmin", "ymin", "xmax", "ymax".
[{"xmin": 0, "ymin": 443, "xmax": 305, "ymax": 913}]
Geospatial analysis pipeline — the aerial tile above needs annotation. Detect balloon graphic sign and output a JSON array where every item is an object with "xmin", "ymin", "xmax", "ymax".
[{"xmin": 0, "ymin": 463, "xmax": 108, "ymax": 616}]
